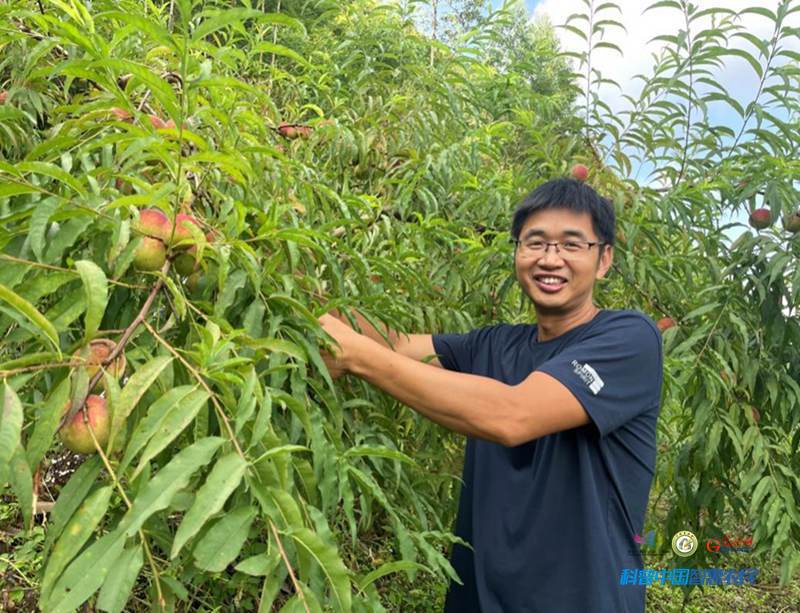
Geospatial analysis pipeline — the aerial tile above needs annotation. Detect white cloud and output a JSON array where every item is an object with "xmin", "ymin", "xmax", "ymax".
[{"xmin": 532, "ymin": 0, "xmax": 800, "ymax": 114}]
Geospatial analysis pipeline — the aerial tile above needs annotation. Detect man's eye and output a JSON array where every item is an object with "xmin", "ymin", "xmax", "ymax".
[
  {"xmin": 563, "ymin": 241, "xmax": 582, "ymax": 251},
  {"xmin": 525, "ymin": 241, "xmax": 545, "ymax": 250}
]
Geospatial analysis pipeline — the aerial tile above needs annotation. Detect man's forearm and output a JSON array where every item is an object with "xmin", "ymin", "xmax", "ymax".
[
  {"xmin": 346, "ymin": 336, "xmax": 516, "ymax": 445},
  {"xmin": 328, "ymin": 307, "xmax": 407, "ymax": 350}
]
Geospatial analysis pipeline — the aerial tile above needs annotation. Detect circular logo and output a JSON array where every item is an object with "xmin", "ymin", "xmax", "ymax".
[{"xmin": 672, "ymin": 530, "xmax": 698, "ymax": 557}]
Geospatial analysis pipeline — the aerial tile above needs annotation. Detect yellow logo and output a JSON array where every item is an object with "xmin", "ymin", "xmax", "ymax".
[{"xmin": 671, "ymin": 530, "xmax": 698, "ymax": 557}]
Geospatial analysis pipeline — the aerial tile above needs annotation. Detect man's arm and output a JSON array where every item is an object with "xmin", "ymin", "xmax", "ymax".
[
  {"xmin": 327, "ymin": 307, "xmax": 442, "ymax": 367},
  {"xmin": 318, "ymin": 314, "xmax": 590, "ymax": 446}
]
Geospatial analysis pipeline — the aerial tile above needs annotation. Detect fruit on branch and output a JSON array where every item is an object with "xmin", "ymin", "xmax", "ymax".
[
  {"xmin": 571, "ymin": 164, "xmax": 589, "ymax": 182},
  {"xmin": 134, "ymin": 208, "xmax": 171, "ymax": 241},
  {"xmin": 133, "ymin": 236, "xmax": 167, "ymax": 271},
  {"xmin": 783, "ymin": 211, "xmax": 800, "ymax": 233},
  {"xmin": 110, "ymin": 107, "xmax": 133, "ymax": 122},
  {"xmin": 73, "ymin": 338, "xmax": 126, "ymax": 390},
  {"xmin": 748, "ymin": 208, "xmax": 771, "ymax": 230},
  {"xmin": 148, "ymin": 115, "xmax": 178, "ymax": 130},
  {"xmin": 59, "ymin": 395, "xmax": 110, "ymax": 454},
  {"xmin": 656, "ymin": 317, "xmax": 676, "ymax": 332},
  {"xmin": 170, "ymin": 213, "xmax": 201, "ymax": 249},
  {"xmin": 277, "ymin": 122, "xmax": 312, "ymax": 139},
  {"xmin": 0, "ymin": 91, "xmax": 8, "ymax": 104},
  {"xmin": 173, "ymin": 252, "xmax": 198, "ymax": 276}
]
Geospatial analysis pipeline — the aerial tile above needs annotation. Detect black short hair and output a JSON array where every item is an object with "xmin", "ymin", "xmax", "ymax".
[{"xmin": 510, "ymin": 178, "xmax": 615, "ymax": 254}]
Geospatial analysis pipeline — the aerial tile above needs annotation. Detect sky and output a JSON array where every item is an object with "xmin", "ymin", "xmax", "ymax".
[{"xmin": 524, "ymin": 0, "xmax": 800, "ymax": 243}]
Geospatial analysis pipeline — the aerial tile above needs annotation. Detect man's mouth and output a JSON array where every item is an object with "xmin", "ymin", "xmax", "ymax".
[{"xmin": 533, "ymin": 275, "xmax": 568, "ymax": 292}]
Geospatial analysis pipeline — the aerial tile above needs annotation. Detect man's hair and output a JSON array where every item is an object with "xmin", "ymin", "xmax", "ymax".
[{"xmin": 510, "ymin": 178, "xmax": 616, "ymax": 255}]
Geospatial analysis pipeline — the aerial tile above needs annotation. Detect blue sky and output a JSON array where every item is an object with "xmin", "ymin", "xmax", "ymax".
[{"xmin": 515, "ymin": 0, "xmax": 799, "ymax": 243}]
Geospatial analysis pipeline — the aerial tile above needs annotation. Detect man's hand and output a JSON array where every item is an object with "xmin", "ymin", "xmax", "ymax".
[{"xmin": 317, "ymin": 313, "xmax": 368, "ymax": 379}]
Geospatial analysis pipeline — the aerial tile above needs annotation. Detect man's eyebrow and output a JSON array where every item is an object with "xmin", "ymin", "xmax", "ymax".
[{"xmin": 520, "ymin": 228, "xmax": 589, "ymax": 240}]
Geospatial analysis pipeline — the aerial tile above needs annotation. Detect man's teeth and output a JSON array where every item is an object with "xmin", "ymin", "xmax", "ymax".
[{"xmin": 538, "ymin": 277, "xmax": 565, "ymax": 285}]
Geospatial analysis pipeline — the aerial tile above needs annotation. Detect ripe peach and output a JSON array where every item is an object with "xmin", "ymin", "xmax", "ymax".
[
  {"xmin": 169, "ymin": 213, "xmax": 200, "ymax": 248},
  {"xmin": 133, "ymin": 236, "xmax": 167, "ymax": 271},
  {"xmin": 59, "ymin": 395, "xmax": 110, "ymax": 454},
  {"xmin": 73, "ymin": 338, "xmax": 126, "ymax": 388},
  {"xmin": 0, "ymin": 90, "xmax": 9, "ymax": 104},
  {"xmin": 134, "ymin": 208, "xmax": 171, "ymax": 241},
  {"xmin": 783, "ymin": 211, "xmax": 800, "ymax": 233},
  {"xmin": 657, "ymin": 317, "xmax": 676, "ymax": 332},
  {"xmin": 571, "ymin": 164, "xmax": 589, "ymax": 182},
  {"xmin": 110, "ymin": 107, "xmax": 132, "ymax": 122},
  {"xmin": 748, "ymin": 208, "xmax": 771, "ymax": 230},
  {"xmin": 149, "ymin": 114, "xmax": 169, "ymax": 129}
]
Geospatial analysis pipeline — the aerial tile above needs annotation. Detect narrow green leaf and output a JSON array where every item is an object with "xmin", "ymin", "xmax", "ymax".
[
  {"xmin": 44, "ymin": 529, "xmax": 126, "ymax": 613},
  {"xmin": 96, "ymin": 543, "xmax": 143, "ymax": 613},
  {"xmin": 15, "ymin": 161, "xmax": 87, "ymax": 197},
  {"xmin": 44, "ymin": 457, "xmax": 103, "ymax": 557},
  {"xmin": 130, "ymin": 388, "xmax": 210, "ymax": 479},
  {"xmin": 120, "ymin": 437, "xmax": 224, "ymax": 536},
  {"xmin": 285, "ymin": 526, "xmax": 352, "ymax": 612},
  {"xmin": 119, "ymin": 385, "xmax": 197, "ymax": 473},
  {"xmin": 171, "ymin": 452, "xmax": 248, "ymax": 559},
  {"xmin": 0, "ymin": 382, "xmax": 24, "ymax": 484},
  {"xmin": 29, "ymin": 198, "xmax": 59, "ymax": 263},
  {"xmin": 0, "ymin": 283, "xmax": 61, "ymax": 354},
  {"xmin": 357, "ymin": 561, "xmax": 431, "ymax": 592},
  {"xmin": 236, "ymin": 550, "xmax": 280, "ymax": 576},
  {"xmin": 26, "ymin": 377, "xmax": 71, "ymax": 472},
  {"xmin": 41, "ymin": 486, "xmax": 113, "ymax": 603},
  {"xmin": 9, "ymin": 445, "xmax": 33, "ymax": 530},
  {"xmin": 107, "ymin": 355, "xmax": 172, "ymax": 454},
  {"xmin": 75, "ymin": 260, "xmax": 108, "ymax": 341},
  {"xmin": 192, "ymin": 506, "xmax": 256, "ymax": 572}
]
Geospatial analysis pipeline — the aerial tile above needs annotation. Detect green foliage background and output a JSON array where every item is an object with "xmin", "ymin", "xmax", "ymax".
[{"xmin": 0, "ymin": 0, "xmax": 799, "ymax": 610}]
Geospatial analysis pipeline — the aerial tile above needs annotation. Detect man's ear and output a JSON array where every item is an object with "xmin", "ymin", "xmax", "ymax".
[{"xmin": 596, "ymin": 244, "xmax": 613, "ymax": 277}]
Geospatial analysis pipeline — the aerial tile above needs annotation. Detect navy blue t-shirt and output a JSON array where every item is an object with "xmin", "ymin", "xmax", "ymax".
[{"xmin": 432, "ymin": 308, "xmax": 663, "ymax": 613}]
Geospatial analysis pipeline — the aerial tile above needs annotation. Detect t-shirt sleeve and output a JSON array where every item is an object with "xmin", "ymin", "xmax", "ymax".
[
  {"xmin": 535, "ymin": 313, "xmax": 663, "ymax": 437},
  {"xmin": 432, "ymin": 325, "xmax": 502, "ymax": 373}
]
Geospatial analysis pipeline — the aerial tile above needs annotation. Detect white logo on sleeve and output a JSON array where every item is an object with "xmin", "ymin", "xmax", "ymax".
[{"xmin": 571, "ymin": 360, "xmax": 605, "ymax": 395}]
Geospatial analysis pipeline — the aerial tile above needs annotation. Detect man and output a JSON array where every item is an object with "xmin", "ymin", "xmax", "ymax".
[{"xmin": 318, "ymin": 178, "xmax": 663, "ymax": 612}]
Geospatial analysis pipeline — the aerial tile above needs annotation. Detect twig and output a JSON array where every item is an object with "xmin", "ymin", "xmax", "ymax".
[
  {"xmin": 141, "ymin": 319, "xmax": 246, "ymax": 460},
  {"xmin": 58, "ymin": 261, "xmax": 170, "ymax": 431},
  {"xmin": 269, "ymin": 520, "xmax": 309, "ymax": 613}
]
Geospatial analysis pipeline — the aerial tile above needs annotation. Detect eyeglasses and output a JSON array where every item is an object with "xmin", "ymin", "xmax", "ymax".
[{"xmin": 511, "ymin": 239, "xmax": 606, "ymax": 259}]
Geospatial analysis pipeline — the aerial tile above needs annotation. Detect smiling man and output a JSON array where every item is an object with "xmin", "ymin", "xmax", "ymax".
[{"xmin": 318, "ymin": 178, "xmax": 663, "ymax": 612}]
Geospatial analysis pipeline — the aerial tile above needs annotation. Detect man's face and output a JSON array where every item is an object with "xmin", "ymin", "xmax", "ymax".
[{"xmin": 514, "ymin": 208, "xmax": 613, "ymax": 313}]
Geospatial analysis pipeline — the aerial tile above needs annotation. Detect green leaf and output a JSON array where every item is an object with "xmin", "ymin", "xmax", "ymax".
[
  {"xmin": 96, "ymin": 544, "xmax": 143, "ymax": 613},
  {"xmin": 192, "ymin": 10, "xmax": 305, "ymax": 41},
  {"xmin": 285, "ymin": 526, "xmax": 352, "ymax": 612},
  {"xmin": 0, "ymin": 382, "xmax": 24, "ymax": 485},
  {"xmin": 192, "ymin": 506, "xmax": 256, "ymax": 572},
  {"xmin": 44, "ymin": 529, "xmax": 126, "ymax": 613},
  {"xmin": 251, "ymin": 42, "xmax": 311, "ymax": 68},
  {"xmin": 0, "ymin": 283, "xmax": 61, "ymax": 354},
  {"xmin": 9, "ymin": 445, "xmax": 33, "ymax": 530},
  {"xmin": 356, "ymin": 560, "xmax": 431, "ymax": 592},
  {"xmin": 130, "ymin": 388, "xmax": 210, "ymax": 479},
  {"xmin": 120, "ymin": 437, "xmax": 225, "ymax": 536},
  {"xmin": 107, "ymin": 355, "xmax": 172, "ymax": 454},
  {"xmin": 15, "ymin": 161, "xmax": 87, "ymax": 198},
  {"xmin": 26, "ymin": 377, "xmax": 71, "ymax": 473},
  {"xmin": 41, "ymin": 486, "xmax": 113, "ymax": 604},
  {"xmin": 235, "ymin": 550, "xmax": 281, "ymax": 576},
  {"xmin": 29, "ymin": 198, "xmax": 59, "ymax": 263},
  {"xmin": 75, "ymin": 260, "xmax": 108, "ymax": 341},
  {"xmin": 119, "ymin": 385, "xmax": 197, "ymax": 473},
  {"xmin": 171, "ymin": 452, "xmax": 248, "ymax": 558},
  {"xmin": 44, "ymin": 457, "xmax": 103, "ymax": 557}
]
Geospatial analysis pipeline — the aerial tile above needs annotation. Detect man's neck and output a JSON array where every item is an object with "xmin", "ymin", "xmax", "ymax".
[{"xmin": 535, "ymin": 304, "xmax": 600, "ymax": 342}]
